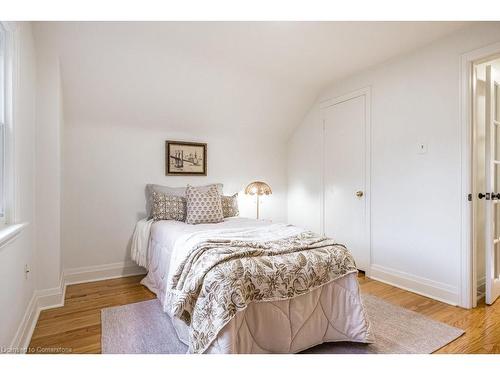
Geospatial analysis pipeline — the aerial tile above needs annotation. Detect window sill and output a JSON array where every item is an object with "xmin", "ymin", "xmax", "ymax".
[{"xmin": 0, "ymin": 222, "xmax": 28, "ymax": 250}]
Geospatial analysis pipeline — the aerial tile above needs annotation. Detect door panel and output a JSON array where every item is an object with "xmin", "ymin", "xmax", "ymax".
[
  {"xmin": 324, "ymin": 95, "xmax": 369, "ymax": 271},
  {"xmin": 485, "ymin": 64, "xmax": 500, "ymax": 305}
]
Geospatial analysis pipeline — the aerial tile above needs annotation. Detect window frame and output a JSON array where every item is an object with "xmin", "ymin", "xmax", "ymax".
[{"xmin": 0, "ymin": 21, "xmax": 16, "ymax": 226}]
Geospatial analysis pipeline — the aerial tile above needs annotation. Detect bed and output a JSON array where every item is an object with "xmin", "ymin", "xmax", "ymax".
[{"xmin": 134, "ymin": 217, "xmax": 373, "ymax": 354}]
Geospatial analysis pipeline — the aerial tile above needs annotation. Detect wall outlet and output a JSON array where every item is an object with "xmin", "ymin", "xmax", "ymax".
[{"xmin": 417, "ymin": 142, "xmax": 427, "ymax": 154}]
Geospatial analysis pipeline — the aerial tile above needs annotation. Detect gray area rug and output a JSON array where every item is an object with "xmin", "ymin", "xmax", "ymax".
[{"xmin": 101, "ymin": 294, "xmax": 464, "ymax": 354}]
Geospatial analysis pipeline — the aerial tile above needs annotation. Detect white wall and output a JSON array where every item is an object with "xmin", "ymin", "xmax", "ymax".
[
  {"xmin": 62, "ymin": 124, "xmax": 287, "ymax": 270},
  {"xmin": 288, "ymin": 22, "xmax": 500, "ymax": 305},
  {"xmin": 0, "ymin": 22, "xmax": 37, "ymax": 348},
  {"xmin": 26, "ymin": 21, "xmax": 291, "ymax": 273},
  {"xmin": 33, "ymin": 32, "xmax": 63, "ymax": 290},
  {"xmin": 287, "ymin": 104, "xmax": 324, "ymax": 234}
]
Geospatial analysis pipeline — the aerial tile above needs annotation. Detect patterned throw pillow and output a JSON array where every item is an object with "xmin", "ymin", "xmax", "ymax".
[
  {"xmin": 185, "ymin": 185, "xmax": 224, "ymax": 224},
  {"xmin": 146, "ymin": 183, "xmax": 223, "ymax": 218},
  {"xmin": 221, "ymin": 194, "xmax": 239, "ymax": 218},
  {"xmin": 151, "ymin": 191, "xmax": 187, "ymax": 221}
]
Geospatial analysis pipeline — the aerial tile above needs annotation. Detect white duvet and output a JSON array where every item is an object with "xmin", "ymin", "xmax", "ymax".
[{"xmin": 136, "ymin": 217, "xmax": 373, "ymax": 353}]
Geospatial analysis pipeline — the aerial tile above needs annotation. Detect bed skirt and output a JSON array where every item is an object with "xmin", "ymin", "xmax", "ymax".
[{"xmin": 154, "ymin": 273, "xmax": 373, "ymax": 354}]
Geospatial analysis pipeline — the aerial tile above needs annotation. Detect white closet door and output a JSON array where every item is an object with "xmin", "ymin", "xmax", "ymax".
[
  {"xmin": 485, "ymin": 64, "xmax": 500, "ymax": 305},
  {"xmin": 324, "ymin": 94, "xmax": 369, "ymax": 271}
]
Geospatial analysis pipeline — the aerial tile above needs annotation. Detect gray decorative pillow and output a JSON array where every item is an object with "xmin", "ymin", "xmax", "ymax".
[
  {"xmin": 185, "ymin": 185, "xmax": 224, "ymax": 224},
  {"xmin": 145, "ymin": 183, "xmax": 223, "ymax": 218},
  {"xmin": 221, "ymin": 194, "xmax": 239, "ymax": 218},
  {"xmin": 151, "ymin": 191, "xmax": 187, "ymax": 221}
]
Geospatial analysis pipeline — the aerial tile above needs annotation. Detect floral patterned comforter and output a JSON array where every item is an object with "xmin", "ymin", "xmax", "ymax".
[{"xmin": 165, "ymin": 229, "xmax": 358, "ymax": 353}]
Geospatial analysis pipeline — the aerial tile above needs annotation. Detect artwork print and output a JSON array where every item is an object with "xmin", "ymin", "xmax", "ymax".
[{"xmin": 166, "ymin": 141, "xmax": 207, "ymax": 176}]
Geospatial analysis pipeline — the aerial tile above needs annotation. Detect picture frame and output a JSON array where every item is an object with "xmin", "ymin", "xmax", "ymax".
[{"xmin": 165, "ymin": 140, "xmax": 207, "ymax": 176}]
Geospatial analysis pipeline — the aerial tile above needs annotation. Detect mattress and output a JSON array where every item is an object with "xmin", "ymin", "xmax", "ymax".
[{"xmin": 141, "ymin": 217, "xmax": 373, "ymax": 353}]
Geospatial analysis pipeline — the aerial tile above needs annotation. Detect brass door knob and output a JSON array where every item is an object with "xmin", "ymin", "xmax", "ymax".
[{"xmin": 356, "ymin": 191, "xmax": 364, "ymax": 197}]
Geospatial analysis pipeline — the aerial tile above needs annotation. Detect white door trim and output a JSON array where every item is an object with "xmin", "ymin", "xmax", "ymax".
[
  {"xmin": 460, "ymin": 41, "xmax": 500, "ymax": 309},
  {"xmin": 320, "ymin": 86, "xmax": 372, "ymax": 276}
]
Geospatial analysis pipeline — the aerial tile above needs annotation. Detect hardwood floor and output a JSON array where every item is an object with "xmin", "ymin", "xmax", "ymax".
[
  {"xmin": 28, "ymin": 275, "xmax": 155, "ymax": 354},
  {"xmin": 358, "ymin": 275, "xmax": 500, "ymax": 353},
  {"xmin": 28, "ymin": 273, "xmax": 500, "ymax": 354}
]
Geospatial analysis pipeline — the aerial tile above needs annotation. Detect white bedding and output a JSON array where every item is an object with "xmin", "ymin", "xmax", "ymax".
[
  {"xmin": 138, "ymin": 217, "xmax": 373, "ymax": 353},
  {"xmin": 130, "ymin": 218, "xmax": 153, "ymax": 268},
  {"xmin": 142, "ymin": 218, "xmax": 300, "ymax": 308}
]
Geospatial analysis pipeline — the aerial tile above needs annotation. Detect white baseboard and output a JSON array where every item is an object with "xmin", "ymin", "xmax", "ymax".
[
  {"xmin": 64, "ymin": 261, "xmax": 146, "ymax": 285},
  {"xmin": 9, "ymin": 261, "xmax": 146, "ymax": 353},
  {"xmin": 9, "ymin": 274, "xmax": 66, "ymax": 353},
  {"xmin": 36, "ymin": 274, "xmax": 66, "ymax": 309},
  {"xmin": 9, "ymin": 292, "xmax": 38, "ymax": 353},
  {"xmin": 477, "ymin": 276, "xmax": 486, "ymax": 299},
  {"xmin": 477, "ymin": 275, "xmax": 486, "ymax": 288},
  {"xmin": 369, "ymin": 264, "xmax": 459, "ymax": 306}
]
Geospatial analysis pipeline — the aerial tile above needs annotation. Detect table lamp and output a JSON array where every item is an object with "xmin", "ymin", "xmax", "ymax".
[{"xmin": 244, "ymin": 181, "xmax": 272, "ymax": 220}]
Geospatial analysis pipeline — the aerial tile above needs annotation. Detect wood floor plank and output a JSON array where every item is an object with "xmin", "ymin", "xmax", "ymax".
[{"xmin": 28, "ymin": 273, "xmax": 500, "ymax": 354}]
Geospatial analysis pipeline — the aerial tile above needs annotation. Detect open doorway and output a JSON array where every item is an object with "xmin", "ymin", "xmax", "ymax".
[{"xmin": 472, "ymin": 55, "xmax": 500, "ymax": 307}]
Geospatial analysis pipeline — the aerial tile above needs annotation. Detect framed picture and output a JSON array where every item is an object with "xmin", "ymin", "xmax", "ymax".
[{"xmin": 165, "ymin": 140, "xmax": 207, "ymax": 176}]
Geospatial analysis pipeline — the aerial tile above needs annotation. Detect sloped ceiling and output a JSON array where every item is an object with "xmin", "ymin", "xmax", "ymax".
[{"xmin": 33, "ymin": 21, "xmax": 470, "ymax": 137}]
